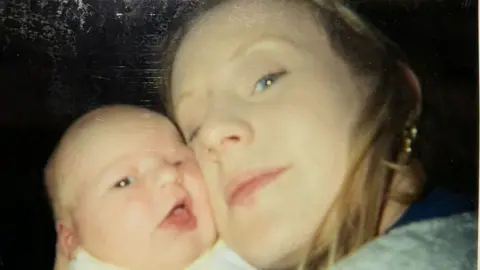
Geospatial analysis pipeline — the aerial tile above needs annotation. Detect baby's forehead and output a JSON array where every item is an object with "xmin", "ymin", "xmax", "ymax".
[
  {"xmin": 57, "ymin": 106, "xmax": 181, "ymax": 163},
  {"xmin": 75, "ymin": 106, "xmax": 177, "ymax": 138},
  {"xmin": 53, "ymin": 107, "xmax": 183, "ymax": 181}
]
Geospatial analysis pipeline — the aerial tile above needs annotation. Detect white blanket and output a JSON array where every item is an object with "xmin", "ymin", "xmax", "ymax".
[
  {"xmin": 68, "ymin": 240, "xmax": 256, "ymax": 270},
  {"xmin": 68, "ymin": 249, "xmax": 125, "ymax": 270}
]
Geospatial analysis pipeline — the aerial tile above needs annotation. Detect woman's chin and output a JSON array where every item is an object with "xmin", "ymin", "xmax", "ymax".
[
  {"xmin": 222, "ymin": 223, "xmax": 303, "ymax": 269},
  {"xmin": 235, "ymin": 245, "xmax": 302, "ymax": 270}
]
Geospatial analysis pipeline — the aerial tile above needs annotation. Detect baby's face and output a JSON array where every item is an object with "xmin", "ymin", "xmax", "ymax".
[{"xmin": 65, "ymin": 110, "xmax": 216, "ymax": 270}]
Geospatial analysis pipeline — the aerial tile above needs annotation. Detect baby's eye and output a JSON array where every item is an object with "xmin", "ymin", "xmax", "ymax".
[
  {"xmin": 253, "ymin": 70, "xmax": 287, "ymax": 94},
  {"xmin": 113, "ymin": 176, "xmax": 135, "ymax": 188}
]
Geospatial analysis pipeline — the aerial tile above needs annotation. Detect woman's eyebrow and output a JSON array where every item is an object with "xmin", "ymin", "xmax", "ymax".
[{"xmin": 229, "ymin": 35, "xmax": 297, "ymax": 62}]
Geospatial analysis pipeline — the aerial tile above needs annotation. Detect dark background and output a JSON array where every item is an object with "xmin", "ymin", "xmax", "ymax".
[{"xmin": 0, "ymin": 0, "xmax": 478, "ymax": 269}]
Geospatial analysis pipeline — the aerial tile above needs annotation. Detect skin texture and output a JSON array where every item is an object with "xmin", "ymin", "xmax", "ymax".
[
  {"xmin": 170, "ymin": 0, "xmax": 413, "ymax": 268},
  {"xmin": 52, "ymin": 106, "xmax": 216, "ymax": 270}
]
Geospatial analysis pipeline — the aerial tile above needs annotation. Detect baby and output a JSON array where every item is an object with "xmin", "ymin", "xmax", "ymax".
[{"xmin": 44, "ymin": 105, "xmax": 218, "ymax": 270}]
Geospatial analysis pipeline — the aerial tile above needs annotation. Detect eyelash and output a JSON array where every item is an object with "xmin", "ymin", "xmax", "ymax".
[
  {"xmin": 253, "ymin": 70, "xmax": 287, "ymax": 94},
  {"xmin": 186, "ymin": 70, "xmax": 287, "ymax": 142},
  {"xmin": 113, "ymin": 176, "xmax": 135, "ymax": 188}
]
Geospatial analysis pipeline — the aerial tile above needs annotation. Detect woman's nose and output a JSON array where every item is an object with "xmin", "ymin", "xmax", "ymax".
[{"xmin": 199, "ymin": 117, "xmax": 253, "ymax": 157}]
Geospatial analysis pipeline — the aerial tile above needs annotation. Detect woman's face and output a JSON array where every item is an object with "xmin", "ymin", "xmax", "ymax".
[{"xmin": 171, "ymin": 0, "xmax": 368, "ymax": 267}]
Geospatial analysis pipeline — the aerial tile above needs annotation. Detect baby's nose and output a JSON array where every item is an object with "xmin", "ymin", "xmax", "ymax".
[{"xmin": 157, "ymin": 162, "xmax": 183, "ymax": 186}]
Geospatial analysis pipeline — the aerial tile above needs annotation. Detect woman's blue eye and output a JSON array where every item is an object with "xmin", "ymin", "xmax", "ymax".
[
  {"xmin": 253, "ymin": 71, "xmax": 287, "ymax": 94},
  {"xmin": 114, "ymin": 176, "xmax": 135, "ymax": 188}
]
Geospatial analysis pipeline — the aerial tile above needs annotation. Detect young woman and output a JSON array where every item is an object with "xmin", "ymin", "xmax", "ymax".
[{"xmin": 162, "ymin": 0, "xmax": 476, "ymax": 269}]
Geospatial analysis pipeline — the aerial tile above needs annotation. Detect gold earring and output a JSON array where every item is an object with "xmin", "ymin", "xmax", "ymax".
[
  {"xmin": 402, "ymin": 108, "xmax": 419, "ymax": 154},
  {"xmin": 403, "ymin": 125, "xmax": 418, "ymax": 154}
]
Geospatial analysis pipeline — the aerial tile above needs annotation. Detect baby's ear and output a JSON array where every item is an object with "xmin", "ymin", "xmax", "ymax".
[{"xmin": 56, "ymin": 221, "xmax": 79, "ymax": 260}]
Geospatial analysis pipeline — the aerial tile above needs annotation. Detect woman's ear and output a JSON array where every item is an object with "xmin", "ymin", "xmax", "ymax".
[
  {"xmin": 56, "ymin": 221, "xmax": 79, "ymax": 261},
  {"xmin": 398, "ymin": 62, "xmax": 422, "ymax": 115}
]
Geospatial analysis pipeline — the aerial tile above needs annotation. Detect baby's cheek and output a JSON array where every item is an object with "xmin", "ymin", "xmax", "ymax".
[
  {"xmin": 128, "ymin": 198, "xmax": 157, "ymax": 218},
  {"xmin": 188, "ymin": 178, "xmax": 211, "ymax": 207},
  {"xmin": 183, "ymin": 164, "xmax": 208, "ymax": 196},
  {"xmin": 106, "ymin": 198, "xmax": 156, "ymax": 230},
  {"xmin": 184, "ymin": 162, "xmax": 203, "ymax": 181}
]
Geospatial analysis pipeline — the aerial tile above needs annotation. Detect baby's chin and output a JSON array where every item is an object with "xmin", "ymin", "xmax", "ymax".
[
  {"xmin": 162, "ymin": 240, "xmax": 210, "ymax": 270},
  {"xmin": 155, "ymin": 225, "xmax": 216, "ymax": 267}
]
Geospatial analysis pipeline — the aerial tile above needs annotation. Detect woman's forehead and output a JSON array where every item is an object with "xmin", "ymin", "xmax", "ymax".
[
  {"xmin": 182, "ymin": 0, "xmax": 318, "ymax": 53},
  {"xmin": 172, "ymin": 0, "xmax": 328, "ymax": 98}
]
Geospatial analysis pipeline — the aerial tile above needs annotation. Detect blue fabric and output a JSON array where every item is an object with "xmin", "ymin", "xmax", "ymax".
[{"xmin": 389, "ymin": 188, "xmax": 477, "ymax": 231}]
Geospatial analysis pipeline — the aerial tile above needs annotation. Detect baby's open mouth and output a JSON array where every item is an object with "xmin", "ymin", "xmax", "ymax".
[{"xmin": 159, "ymin": 196, "xmax": 197, "ymax": 231}]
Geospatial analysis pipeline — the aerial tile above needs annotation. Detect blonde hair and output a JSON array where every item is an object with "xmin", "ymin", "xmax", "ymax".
[
  {"xmin": 44, "ymin": 154, "xmax": 58, "ymax": 218},
  {"xmin": 44, "ymin": 138, "xmax": 78, "ymax": 223},
  {"xmin": 159, "ymin": 0, "xmax": 425, "ymax": 269},
  {"xmin": 44, "ymin": 108, "xmax": 97, "ymax": 223}
]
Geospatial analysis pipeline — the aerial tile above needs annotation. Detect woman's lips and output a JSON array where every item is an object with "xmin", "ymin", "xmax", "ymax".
[
  {"xmin": 158, "ymin": 196, "xmax": 197, "ymax": 231},
  {"xmin": 226, "ymin": 166, "xmax": 289, "ymax": 206}
]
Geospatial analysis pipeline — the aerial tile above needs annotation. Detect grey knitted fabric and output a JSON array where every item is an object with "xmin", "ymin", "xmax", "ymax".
[{"xmin": 331, "ymin": 212, "xmax": 477, "ymax": 270}]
